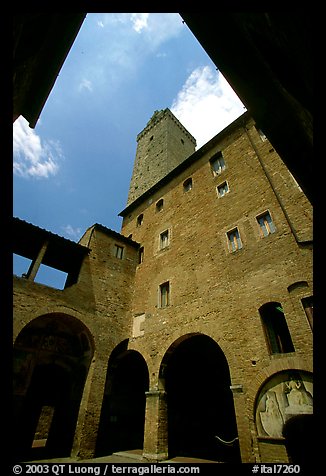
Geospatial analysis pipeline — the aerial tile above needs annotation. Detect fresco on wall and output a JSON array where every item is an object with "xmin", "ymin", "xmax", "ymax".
[{"xmin": 255, "ymin": 371, "xmax": 313, "ymax": 438}]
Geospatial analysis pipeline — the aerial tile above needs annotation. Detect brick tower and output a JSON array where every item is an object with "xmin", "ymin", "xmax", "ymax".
[{"xmin": 127, "ymin": 108, "xmax": 196, "ymax": 205}]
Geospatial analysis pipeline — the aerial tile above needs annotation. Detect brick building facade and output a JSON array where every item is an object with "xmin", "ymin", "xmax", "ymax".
[{"xmin": 13, "ymin": 109, "xmax": 313, "ymax": 464}]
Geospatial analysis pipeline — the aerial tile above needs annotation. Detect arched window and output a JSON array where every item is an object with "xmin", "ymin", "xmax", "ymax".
[
  {"xmin": 156, "ymin": 199, "xmax": 164, "ymax": 212},
  {"xmin": 259, "ymin": 302, "xmax": 295, "ymax": 354},
  {"xmin": 183, "ymin": 177, "xmax": 192, "ymax": 192},
  {"xmin": 137, "ymin": 213, "xmax": 143, "ymax": 226}
]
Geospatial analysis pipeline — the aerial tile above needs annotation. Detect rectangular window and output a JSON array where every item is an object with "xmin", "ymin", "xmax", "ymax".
[
  {"xmin": 159, "ymin": 281, "xmax": 170, "ymax": 308},
  {"xmin": 115, "ymin": 244, "xmax": 124, "ymax": 259},
  {"xmin": 217, "ymin": 181, "xmax": 229, "ymax": 197},
  {"xmin": 160, "ymin": 230, "xmax": 169, "ymax": 249},
  {"xmin": 257, "ymin": 211, "xmax": 276, "ymax": 237},
  {"xmin": 227, "ymin": 228, "xmax": 242, "ymax": 252},
  {"xmin": 301, "ymin": 296, "xmax": 313, "ymax": 330},
  {"xmin": 210, "ymin": 153, "xmax": 225, "ymax": 176},
  {"xmin": 259, "ymin": 302, "xmax": 295, "ymax": 354}
]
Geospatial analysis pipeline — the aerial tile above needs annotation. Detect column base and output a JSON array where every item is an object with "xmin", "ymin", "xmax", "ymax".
[{"xmin": 142, "ymin": 452, "xmax": 169, "ymax": 462}]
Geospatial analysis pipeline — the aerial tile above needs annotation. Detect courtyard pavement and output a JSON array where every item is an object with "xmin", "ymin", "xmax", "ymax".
[{"xmin": 26, "ymin": 449, "xmax": 218, "ymax": 464}]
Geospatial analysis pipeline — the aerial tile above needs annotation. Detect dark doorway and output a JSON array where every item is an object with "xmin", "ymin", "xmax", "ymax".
[
  {"xmin": 95, "ymin": 342, "xmax": 149, "ymax": 456},
  {"xmin": 162, "ymin": 334, "xmax": 240, "ymax": 462},
  {"xmin": 16, "ymin": 363, "xmax": 84, "ymax": 460},
  {"xmin": 13, "ymin": 314, "xmax": 94, "ymax": 462},
  {"xmin": 283, "ymin": 415, "xmax": 314, "ymax": 465}
]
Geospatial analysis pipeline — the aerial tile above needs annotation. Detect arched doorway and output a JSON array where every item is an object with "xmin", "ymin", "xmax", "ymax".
[
  {"xmin": 160, "ymin": 333, "xmax": 240, "ymax": 462},
  {"xmin": 95, "ymin": 341, "xmax": 149, "ymax": 456},
  {"xmin": 13, "ymin": 314, "xmax": 94, "ymax": 462}
]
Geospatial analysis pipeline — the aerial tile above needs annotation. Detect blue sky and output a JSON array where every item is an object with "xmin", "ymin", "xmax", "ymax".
[{"xmin": 13, "ymin": 13, "xmax": 245, "ymax": 285}]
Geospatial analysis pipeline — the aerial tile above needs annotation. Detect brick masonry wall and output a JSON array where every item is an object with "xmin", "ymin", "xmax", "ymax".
[
  {"xmin": 14, "ymin": 227, "xmax": 139, "ymax": 346},
  {"xmin": 13, "ymin": 226, "xmax": 139, "ymax": 459},
  {"xmin": 121, "ymin": 117, "xmax": 313, "ymax": 462},
  {"xmin": 13, "ymin": 114, "xmax": 313, "ymax": 463}
]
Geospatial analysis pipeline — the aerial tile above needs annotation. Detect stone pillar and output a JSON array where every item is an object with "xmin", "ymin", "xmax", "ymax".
[
  {"xmin": 71, "ymin": 356, "xmax": 107, "ymax": 460},
  {"xmin": 25, "ymin": 240, "xmax": 49, "ymax": 281},
  {"xmin": 230, "ymin": 384, "xmax": 255, "ymax": 463},
  {"xmin": 142, "ymin": 389, "xmax": 168, "ymax": 462}
]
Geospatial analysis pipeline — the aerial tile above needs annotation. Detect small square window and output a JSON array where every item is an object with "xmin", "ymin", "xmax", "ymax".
[
  {"xmin": 227, "ymin": 228, "xmax": 242, "ymax": 252},
  {"xmin": 156, "ymin": 199, "xmax": 164, "ymax": 212},
  {"xmin": 217, "ymin": 181, "xmax": 229, "ymax": 197},
  {"xmin": 210, "ymin": 153, "xmax": 225, "ymax": 176},
  {"xmin": 115, "ymin": 245, "xmax": 124, "ymax": 259},
  {"xmin": 160, "ymin": 230, "xmax": 169, "ymax": 249},
  {"xmin": 159, "ymin": 281, "xmax": 170, "ymax": 308},
  {"xmin": 257, "ymin": 211, "xmax": 276, "ymax": 237}
]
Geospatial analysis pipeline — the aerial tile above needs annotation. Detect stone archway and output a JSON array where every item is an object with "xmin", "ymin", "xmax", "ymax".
[
  {"xmin": 13, "ymin": 313, "xmax": 94, "ymax": 462},
  {"xmin": 95, "ymin": 340, "xmax": 149, "ymax": 456},
  {"xmin": 159, "ymin": 333, "xmax": 241, "ymax": 462}
]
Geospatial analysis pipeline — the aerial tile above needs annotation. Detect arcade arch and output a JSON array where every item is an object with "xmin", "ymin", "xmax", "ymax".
[
  {"xmin": 13, "ymin": 313, "xmax": 94, "ymax": 461},
  {"xmin": 159, "ymin": 333, "xmax": 241, "ymax": 462},
  {"xmin": 95, "ymin": 340, "xmax": 149, "ymax": 456}
]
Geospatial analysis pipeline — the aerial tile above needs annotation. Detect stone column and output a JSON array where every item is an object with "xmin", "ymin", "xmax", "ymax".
[
  {"xmin": 71, "ymin": 356, "xmax": 107, "ymax": 460},
  {"xmin": 230, "ymin": 384, "xmax": 255, "ymax": 463},
  {"xmin": 142, "ymin": 389, "xmax": 169, "ymax": 462},
  {"xmin": 25, "ymin": 240, "xmax": 49, "ymax": 281}
]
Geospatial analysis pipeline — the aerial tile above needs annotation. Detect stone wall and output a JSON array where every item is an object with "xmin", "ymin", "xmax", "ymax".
[
  {"xmin": 13, "ymin": 112, "xmax": 313, "ymax": 463},
  {"xmin": 120, "ymin": 116, "xmax": 313, "ymax": 462}
]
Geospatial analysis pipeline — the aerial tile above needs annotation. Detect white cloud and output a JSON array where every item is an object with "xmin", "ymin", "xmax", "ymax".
[
  {"xmin": 171, "ymin": 66, "xmax": 246, "ymax": 148},
  {"xmin": 130, "ymin": 13, "xmax": 149, "ymax": 33},
  {"xmin": 76, "ymin": 14, "xmax": 184, "ymax": 94},
  {"xmin": 93, "ymin": 13, "xmax": 182, "ymax": 69},
  {"xmin": 13, "ymin": 116, "xmax": 63, "ymax": 179},
  {"xmin": 140, "ymin": 13, "xmax": 183, "ymax": 48},
  {"xmin": 61, "ymin": 225, "xmax": 82, "ymax": 240},
  {"xmin": 78, "ymin": 78, "xmax": 93, "ymax": 93}
]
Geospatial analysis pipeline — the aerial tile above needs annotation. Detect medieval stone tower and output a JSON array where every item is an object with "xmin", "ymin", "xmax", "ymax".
[
  {"xmin": 13, "ymin": 110, "xmax": 313, "ymax": 465},
  {"xmin": 127, "ymin": 109, "xmax": 196, "ymax": 205}
]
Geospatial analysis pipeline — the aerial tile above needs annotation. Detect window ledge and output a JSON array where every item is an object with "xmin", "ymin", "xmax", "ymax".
[{"xmin": 270, "ymin": 351, "xmax": 296, "ymax": 359}]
